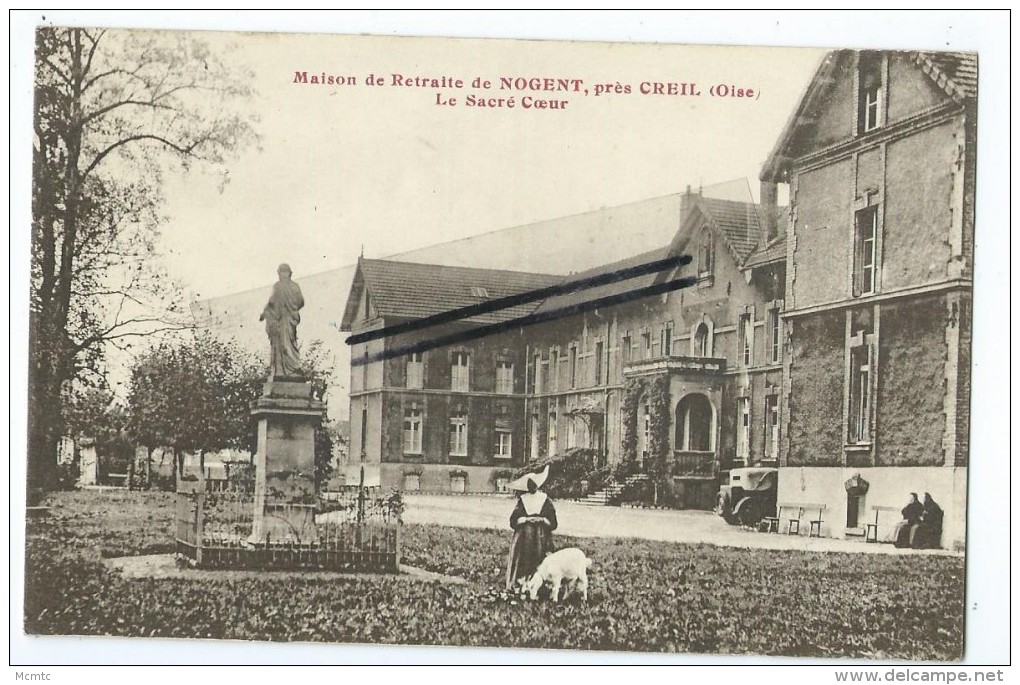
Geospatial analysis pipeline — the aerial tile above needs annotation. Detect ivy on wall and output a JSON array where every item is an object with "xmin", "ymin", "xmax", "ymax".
[
  {"xmin": 620, "ymin": 378, "xmax": 641, "ymax": 476},
  {"xmin": 646, "ymin": 374, "xmax": 672, "ymax": 481},
  {"xmin": 619, "ymin": 374, "xmax": 671, "ymax": 492}
]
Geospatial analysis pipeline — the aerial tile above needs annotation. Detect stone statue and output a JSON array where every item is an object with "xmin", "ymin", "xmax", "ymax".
[{"xmin": 261, "ymin": 263, "xmax": 305, "ymax": 379}]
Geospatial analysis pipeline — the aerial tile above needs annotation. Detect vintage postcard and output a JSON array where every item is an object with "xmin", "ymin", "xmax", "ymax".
[{"xmin": 13, "ymin": 11, "xmax": 1009, "ymax": 669}]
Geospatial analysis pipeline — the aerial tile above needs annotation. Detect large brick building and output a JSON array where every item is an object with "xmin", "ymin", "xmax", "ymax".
[
  {"xmin": 340, "ymin": 49, "xmax": 975, "ymax": 550},
  {"xmin": 341, "ymin": 259, "xmax": 561, "ymax": 492}
]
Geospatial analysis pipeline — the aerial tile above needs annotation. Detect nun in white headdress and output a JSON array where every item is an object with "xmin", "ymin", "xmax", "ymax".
[{"xmin": 505, "ymin": 465, "xmax": 558, "ymax": 591}]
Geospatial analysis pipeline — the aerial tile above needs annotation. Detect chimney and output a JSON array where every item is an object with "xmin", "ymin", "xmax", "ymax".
[{"xmin": 760, "ymin": 180, "xmax": 779, "ymax": 242}]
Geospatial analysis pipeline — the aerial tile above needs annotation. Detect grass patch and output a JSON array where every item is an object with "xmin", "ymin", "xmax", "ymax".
[{"xmin": 24, "ymin": 490, "xmax": 964, "ymax": 658}]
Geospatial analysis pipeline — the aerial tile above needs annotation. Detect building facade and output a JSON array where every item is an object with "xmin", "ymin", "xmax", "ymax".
[
  {"xmin": 341, "ymin": 259, "xmax": 562, "ymax": 493},
  {"xmin": 761, "ymin": 50, "xmax": 975, "ymax": 550},
  {"xmin": 341, "ymin": 49, "xmax": 975, "ymax": 550}
]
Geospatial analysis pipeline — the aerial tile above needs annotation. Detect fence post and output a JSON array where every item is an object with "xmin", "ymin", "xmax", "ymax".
[{"xmin": 356, "ymin": 466, "xmax": 365, "ymax": 549}]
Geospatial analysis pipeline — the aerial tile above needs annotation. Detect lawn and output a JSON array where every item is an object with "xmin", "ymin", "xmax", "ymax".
[{"xmin": 24, "ymin": 490, "xmax": 965, "ymax": 658}]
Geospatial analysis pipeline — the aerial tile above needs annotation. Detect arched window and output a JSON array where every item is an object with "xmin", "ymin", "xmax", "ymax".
[
  {"xmin": 675, "ymin": 394, "xmax": 714, "ymax": 452},
  {"xmin": 694, "ymin": 322, "xmax": 711, "ymax": 357},
  {"xmin": 698, "ymin": 229, "xmax": 713, "ymax": 277}
]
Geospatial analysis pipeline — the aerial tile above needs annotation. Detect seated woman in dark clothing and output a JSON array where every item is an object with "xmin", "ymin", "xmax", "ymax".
[
  {"xmin": 893, "ymin": 493, "xmax": 923, "ymax": 548},
  {"xmin": 911, "ymin": 492, "xmax": 944, "ymax": 549}
]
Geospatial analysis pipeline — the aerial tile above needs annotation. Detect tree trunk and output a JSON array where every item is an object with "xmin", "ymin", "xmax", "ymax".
[{"xmin": 26, "ymin": 351, "xmax": 65, "ymax": 504}]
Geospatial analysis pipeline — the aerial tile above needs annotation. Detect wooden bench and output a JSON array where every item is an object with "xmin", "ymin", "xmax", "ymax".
[
  {"xmin": 866, "ymin": 505, "xmax": 902, "ymax": 543},
  {"xmin": 773, "ymin": 503, "xmax": 827, "ymax": 537}
]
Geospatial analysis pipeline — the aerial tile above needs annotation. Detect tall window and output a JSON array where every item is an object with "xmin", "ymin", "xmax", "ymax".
[
  {"xmin": 854, "ymin": 207, "xmax": 878, "ymax": 297},
  {"xmin": 661, "ymin": 322, "xmax": 673, "ymax": 357},
  {"xmin": 496, "ymin": 360, "xmax": 514, "ymax": 394},
  {"xmin": 740, "ymin": 314, "xmax": 753, "ymax": 367},
  {"xmin": 451, "ymin": 352, "xmax": 470, "ymax": 391},
  {"xmin": 403, "ymin": 408, "xmax": 422, "ymax": 454},
  {"xmin": 641, "ymin": 331, "xmax": 652, "ymax": 359},
  {"xmin": 569, "ymin": 346, "xmax": 578, "ymax": 388},
  {"xmin": 764, "ymin": 395, "xmax": 780, "ymax": 460},
  {"xmin": 593, "ymin": 341, "xmax": 604, "ymax": 386},
  {"xmin": 641, "ymin": 403, "xmax": 651, "ymax": 462},
  {"xmin": 848, "ymin": 345, "xmax": 872, "ymax": 444},
  {"xmin": 768, "ymin": 308, "xmax": 782, "ymax": 364},
  {"xmin": 699, "ymin": 230, "xmax": 713, "ymax": 277},
  {"xmin": 530, "ymin": 413, "xmax": 540, "ymax": 458},
  {"xmin": 449, "ymin": 412, "xmax": 468, "ymax": 456},
  {"xmin": 550, "ymin": 350, "xmax": 559, "ymax": 391},
  {"xmin": 533, "ymin": 354, "xmax": 542, "ymax": 393},
  {"xmin": 736, "ymin": 398, "xmax": 751, "ymax": 462},
  {"xmin": 621, "ymin": 333, "xmax": 632, "ymax": 365},
  {"xmin": 360, "ymin": 406, "xmax": 368, "ymax": 458},
  {"xmin": 694, "ymin": 322, "xmax": 711, "ymax": 357},
  {"xmin": 406, "ymin": 352, "xmax": 424, "ymax": 389},
  {"xmin": 548, "ymin": 412, "xmax": 557, "ymax": 455},
  {"xmin": 361, "ymin": 348, "xmax": 369, "ymax": 391},
  {"xmin": 494, "ymin": 429, "xmax": 512, "ymax": 459},
  {"xmin": 858, "ymin": 51, "xmax": 883, "ymax": 134}
]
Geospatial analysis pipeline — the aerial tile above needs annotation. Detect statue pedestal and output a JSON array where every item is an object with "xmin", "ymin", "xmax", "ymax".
[{"xmin": 248, "ymin": 378, "xmax": 325, "ymax": 546}]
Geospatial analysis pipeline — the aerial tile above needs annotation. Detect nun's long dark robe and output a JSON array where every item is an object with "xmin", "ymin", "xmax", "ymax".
[{"xmin": 505, "ymin": 492, "xmax": 558, "ymax": 590}]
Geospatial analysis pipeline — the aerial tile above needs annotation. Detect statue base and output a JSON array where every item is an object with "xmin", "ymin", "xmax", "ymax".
[{"xmin": 248, "ymin": 379, "xmax": 326, "ymax": 546}]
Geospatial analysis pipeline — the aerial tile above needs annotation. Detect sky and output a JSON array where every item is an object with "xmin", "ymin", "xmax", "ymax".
[
  {"xmin": 153, "ymin": 32, "xmax": 822, "ymax": 300},
  {"xmin": 9, "ymin": 10, "xmax": 1012, "ymax": 667}
]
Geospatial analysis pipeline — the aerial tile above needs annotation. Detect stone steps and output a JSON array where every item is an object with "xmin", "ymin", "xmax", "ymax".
[{"xmin": 575, "ymin": 473, "xmax": 648, "ymax": 507}]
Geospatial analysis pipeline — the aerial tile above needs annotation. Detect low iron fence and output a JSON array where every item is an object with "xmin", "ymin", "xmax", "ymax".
[{"xmin": 175, "ymin": 484, "xmax": 402, "ymax": 572}]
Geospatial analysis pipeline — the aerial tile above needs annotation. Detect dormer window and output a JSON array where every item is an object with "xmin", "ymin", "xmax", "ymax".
[
  {"xmin": 858, "ymin": 51, "xmax": 884, "ymax": 134},
  {"xmin": 470, "ymin": 286, "xmax": 489, "ymax": 298},
  {"xmin": 698, "ymin": 229, "xmax": 714, "ymax": 277}
]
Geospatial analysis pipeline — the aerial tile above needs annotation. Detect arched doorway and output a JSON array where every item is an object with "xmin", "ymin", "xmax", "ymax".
[{"xmin": 675, "ymin": 393, "xmax": 714, "ymax": 452}]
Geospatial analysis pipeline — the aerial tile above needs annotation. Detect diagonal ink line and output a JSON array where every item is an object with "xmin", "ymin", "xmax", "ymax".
[
  {"xmin": 351, "ymin": 274, "xmax": 698, "ymax": 366},
  {"xmin": 345, "ymin": 253, "xmax": 692, "ymax": 346}
]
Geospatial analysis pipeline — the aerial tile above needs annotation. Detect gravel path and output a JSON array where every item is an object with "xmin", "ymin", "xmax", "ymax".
[
  {"xmin": 404, "ymin": 495, "xmax": 961, "ymax": 556},
  {"xmin": 105, "ymin": 553, "xmax": 468, "ymax": 583}
]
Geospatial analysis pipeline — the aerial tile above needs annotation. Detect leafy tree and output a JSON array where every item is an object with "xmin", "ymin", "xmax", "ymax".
[
  {"xmin": 127, "ymin": 334, "xmax": 340, "ymax": 490},
  {"xmin": 59, "ymin": 384, "xmax": 131, "ymax": 487},
  {"xmin": 29, "ymin": 27, "xmax": 257, "ymax": 499},
  {"xmin": 127, "ymin": 333, "xmax": 263, "ymax": 477},
  {"xmin": 299, "ymin": 338, "xmax": 345, "ymax": 490}
]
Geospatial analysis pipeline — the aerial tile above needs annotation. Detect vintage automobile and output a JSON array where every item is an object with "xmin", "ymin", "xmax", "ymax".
[{"xmin": 716, "ymin": 467, "xmax": 778, "ymax": 527}]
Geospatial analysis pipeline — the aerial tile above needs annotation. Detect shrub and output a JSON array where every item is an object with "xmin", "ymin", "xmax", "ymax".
[
  {"xmin": 54, "ymin": 461, "xmax": 80, "ymax": 491},
  {"xmin": 513, "ymin": 448, "xmax": 598, "ymax": 499}
]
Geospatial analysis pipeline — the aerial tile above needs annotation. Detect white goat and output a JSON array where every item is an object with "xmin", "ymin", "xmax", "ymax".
[{"xmin": 524, "ymin": 548, "xmax": 592, "ymax": 602}]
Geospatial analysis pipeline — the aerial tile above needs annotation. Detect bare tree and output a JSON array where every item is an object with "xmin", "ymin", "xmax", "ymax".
[{"xmin": 29, "ymin": 27, "xmax": 258, "ymax": 500}]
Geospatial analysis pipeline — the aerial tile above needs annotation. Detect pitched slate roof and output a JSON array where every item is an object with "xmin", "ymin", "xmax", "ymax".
[
  {"xmin": 914, "ymin": 51, "xmax": 978, "ymax": 101},
  {"xmin": 742, "ymin": 235, "xmax": 787, "ymax": 270},
  {"xmin": 341, "ymin": 258, "xmax": 562, "ymax": 330},
  {"xmin": 532, "ymin": 247, "xmax": 674, "ymax": 315},
  {"xmin": 695, "ymin": 197, "xmax": 766, "ymax": 264}
]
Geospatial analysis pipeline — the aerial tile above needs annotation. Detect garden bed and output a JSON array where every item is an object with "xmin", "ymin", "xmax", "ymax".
[{"xmin": 24, "ymin": 490, "xmax": 965, "ymax": 658}]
